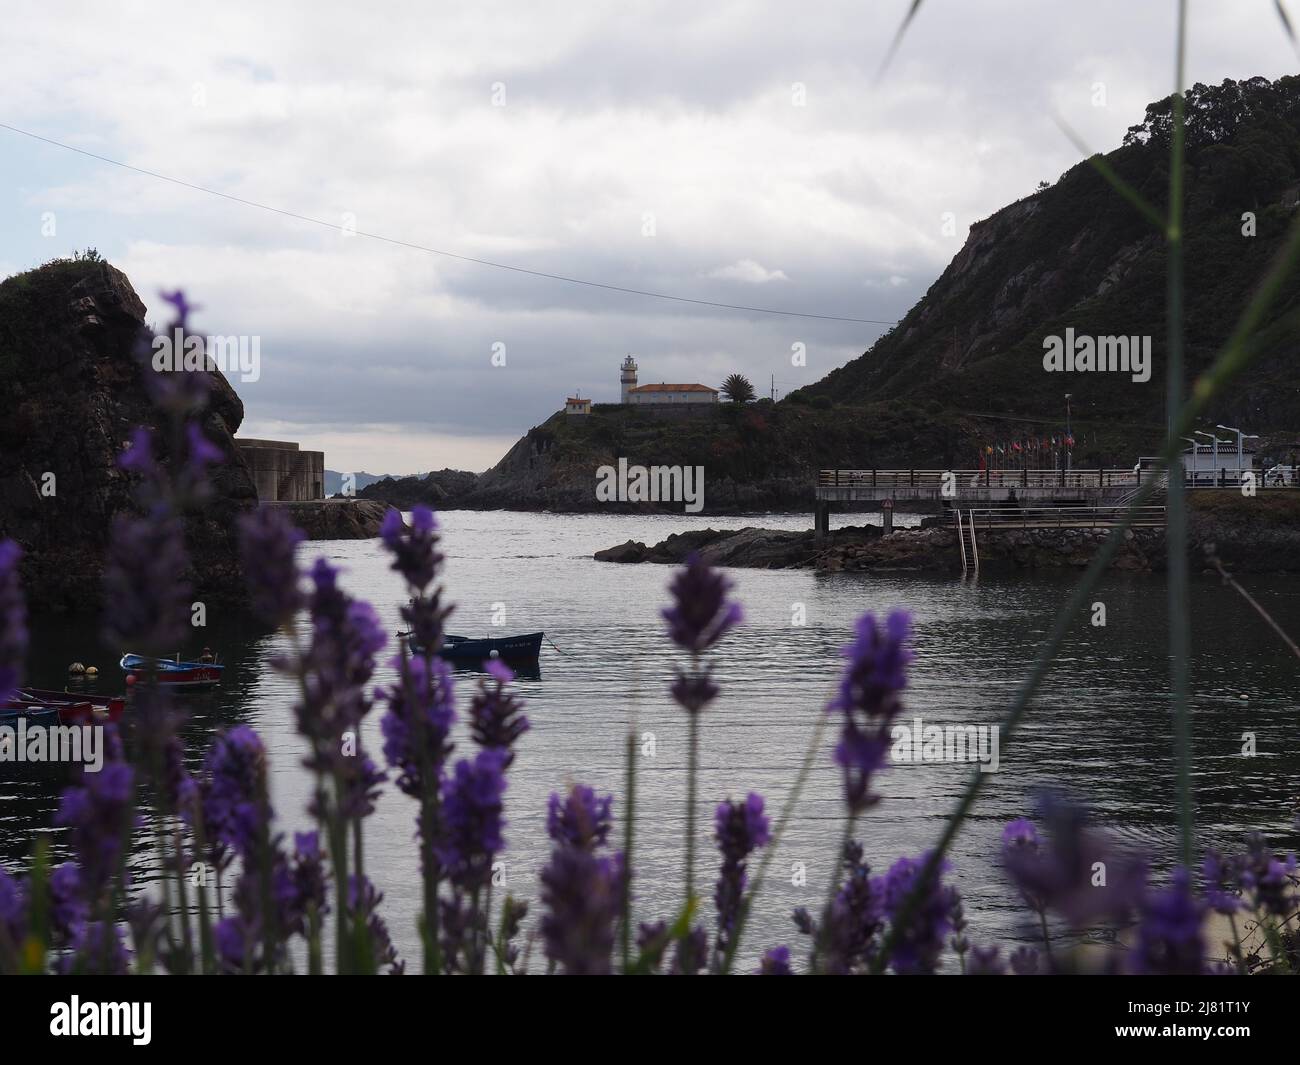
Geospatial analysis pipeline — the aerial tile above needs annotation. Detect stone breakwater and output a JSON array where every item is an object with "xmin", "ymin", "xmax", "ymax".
[{"xmin": 595, "ymin": 517, "xmax": 1300, "ymax": 575}]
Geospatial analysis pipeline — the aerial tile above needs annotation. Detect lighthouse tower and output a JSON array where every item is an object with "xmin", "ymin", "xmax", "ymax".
[{"xmin": 620, "ymin": 354, "xmax": 638, "ymax": 403}]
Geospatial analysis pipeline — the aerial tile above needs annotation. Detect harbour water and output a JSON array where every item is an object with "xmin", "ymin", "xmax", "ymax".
[{"xmin": 8, "ymin": 510, "xmax": 1300, "ymax": 969}]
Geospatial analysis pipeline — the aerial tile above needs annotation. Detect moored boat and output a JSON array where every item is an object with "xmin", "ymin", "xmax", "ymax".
[
  {"xmin": 404, "ymin": 631, "xmax": 544, "ymax": 667},
  {"xmin": 119, "ymin": 653, "xmax": 224, "ymax": 691},
  {"xmin": 1, "ymin": 701, "xmax": 62, "ymax": 727},
  {"xmin": 17, "ymin": 688, "xmax": 126, "ymax": 725}
]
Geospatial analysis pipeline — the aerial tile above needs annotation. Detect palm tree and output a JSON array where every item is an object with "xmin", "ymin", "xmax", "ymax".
[{"xmin": 721, "ymin": 373, "xmax": 755, "ymax": 403}]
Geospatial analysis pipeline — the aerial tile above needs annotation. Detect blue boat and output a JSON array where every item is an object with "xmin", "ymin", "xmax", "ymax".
[
  {"xmin": 119, "ymin": 653, "xmax": 224, "ymax": 691},
  {"xmin": 405, "ymin": 632, "xmax": 544, "ymax": 667}
]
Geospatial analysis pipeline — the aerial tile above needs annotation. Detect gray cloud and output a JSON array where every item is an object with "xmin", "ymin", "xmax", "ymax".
[{"xmin": 2, "ymin": 0, "xmax": 1296, "ymax": 472}]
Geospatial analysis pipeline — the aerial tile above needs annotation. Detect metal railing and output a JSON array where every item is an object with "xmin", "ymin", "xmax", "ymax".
[
  {"xmin": 816, "ymin": 468, "xmax": 1299, "ymax": 490},
  {"xmin": 965, "ymin": 505, "xmax": 1167, "ymax": 530},
  {"xmin": 816, "ymin": 468, "xmax": 1144, "ymax": 489}
]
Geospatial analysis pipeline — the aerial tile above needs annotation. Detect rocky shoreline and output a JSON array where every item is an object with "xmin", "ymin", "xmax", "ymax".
[{"xmin": 595, "ymin": 499, "xmax": 1300, "ymax": 574}]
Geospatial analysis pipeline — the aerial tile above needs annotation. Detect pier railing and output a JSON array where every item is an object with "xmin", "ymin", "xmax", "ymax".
[
  {"xmin": 816, "ymin": 468, "xmax": 1143, "ymax": 489},
  {"xmin": 965, "ymin": 505, "xmax": 1167, "ymax": 530},
  {"xmin": 817, "ymin": 468, "xmax": 1295, "ymax": 490}
]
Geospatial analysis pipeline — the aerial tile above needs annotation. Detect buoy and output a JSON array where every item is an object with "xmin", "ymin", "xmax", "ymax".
[
  {"xmin": 85, "ymin": 665, "xmax": 99, "ymax": 676},
  {"xmin": 68, "ymin": 662, "xmax": 85, "ymax": 675}
]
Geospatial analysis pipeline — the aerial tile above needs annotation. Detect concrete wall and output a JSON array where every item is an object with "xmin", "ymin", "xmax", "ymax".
[
  {"xmin": 236, "ymin": 439, "xmax": 325, "ymax": 501},
  {"xmin": 627, "ymin": 390, "xmax": 717, "ymax": 404}
]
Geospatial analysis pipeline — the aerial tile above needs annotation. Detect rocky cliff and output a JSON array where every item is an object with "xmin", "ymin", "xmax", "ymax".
[
  {"xmin": 0, "ymin": 258, "xmax": 259, "ymax": 613},
  {"xmin": 801, "ymin": 76, "xmax": 1300, "ymax": 459}
]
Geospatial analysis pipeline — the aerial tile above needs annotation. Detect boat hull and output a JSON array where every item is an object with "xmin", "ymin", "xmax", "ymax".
[
  {"xmin": 410, "ymin": 632, "xmax": 544, "ymax": 666},
  {"xmin": 119, "ymin": 654, "xmax": 224, "ymax": 691},
  {"xmin": 18, "ymin": 689, "xmax": 126, "ymax": 725}
]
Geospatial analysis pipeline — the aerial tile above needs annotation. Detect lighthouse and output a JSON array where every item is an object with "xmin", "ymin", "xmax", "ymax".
[{"xmin": 620, "ymin": 354, "xmax": 638, "ymax": 403}]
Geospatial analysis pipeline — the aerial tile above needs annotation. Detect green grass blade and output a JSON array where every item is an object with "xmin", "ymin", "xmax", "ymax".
[
  {"xmin": 876, "ymin": 0, "xmax": 925, "ymax": 81},
  {"xmin": 1166, "ymin": 0, "xmax": 1194, "ymax": 872}
]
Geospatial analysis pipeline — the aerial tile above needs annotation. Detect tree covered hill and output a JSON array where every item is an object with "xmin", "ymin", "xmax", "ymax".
[{"xmin": 797, "ymin": 76, "xmax": 1300, "ymax": 454}]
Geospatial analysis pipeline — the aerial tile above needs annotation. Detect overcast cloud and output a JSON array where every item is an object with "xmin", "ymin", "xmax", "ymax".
[{"xmin": 2, "ymin": 1, "xmax": 1295, "ymax": 472}]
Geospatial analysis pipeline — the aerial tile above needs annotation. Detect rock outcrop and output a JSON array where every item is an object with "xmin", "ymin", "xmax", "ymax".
[
  {"xmin": 358, "ymin": 468, "xmax": 478, "ymax": 509},
  {"xmin": 0, "ymin": 258, "xmax": 259, "ymax": 613},
  {"xmin": 281, "ymin": 499, "xmax": 388, "ymax": 540},
  {"xmin": 596, "ymin": 501, "xmax": 1300, "ymax": 574}
]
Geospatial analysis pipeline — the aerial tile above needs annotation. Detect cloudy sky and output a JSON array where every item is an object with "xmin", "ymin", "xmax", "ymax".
[{"xmin": 2, "ymin": 1, "xmax": 1296, "ymax": 473}]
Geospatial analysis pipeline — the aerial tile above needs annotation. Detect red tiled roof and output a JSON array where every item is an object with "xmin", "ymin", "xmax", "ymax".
[
  {"xmin": 566, "ymin": 397, "xmax": 591, "ymax": 404},
  {"xmin": 628, "ymin": 383, "xmax": 718, "ymax": 393}
]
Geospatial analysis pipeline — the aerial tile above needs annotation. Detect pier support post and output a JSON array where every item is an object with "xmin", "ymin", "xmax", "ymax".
[
  {"xmin": 882, "ymin": 499, "xmax": 894, "ymax": 533},
  {"xmin": 814, "ymin": 501, "xmax": 831, "ymax": 543}
]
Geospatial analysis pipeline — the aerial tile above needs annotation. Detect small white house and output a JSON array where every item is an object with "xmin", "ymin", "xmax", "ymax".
[{"xmin": 564, "ymin": 396, "xmax": 592, "ymax": 415}]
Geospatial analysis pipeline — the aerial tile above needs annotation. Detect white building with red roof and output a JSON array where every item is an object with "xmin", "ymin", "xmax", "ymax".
[{"xmin": 618, "ymin": 355, "xmax": 718, "ymax": 405}]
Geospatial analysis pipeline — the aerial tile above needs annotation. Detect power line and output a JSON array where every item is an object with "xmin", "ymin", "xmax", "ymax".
[{"xmin": 1, "ymin": 121, "xmax": 899, "ymax": 326}]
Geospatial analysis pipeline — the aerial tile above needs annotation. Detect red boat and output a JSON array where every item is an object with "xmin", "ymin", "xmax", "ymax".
[
  {"xmin": 12, "ymin": 688, "xmax": 126, "ymax": 726},
  {"xmin": 119, "ymin": 653, "xmax": 223, "ymax": 691}
]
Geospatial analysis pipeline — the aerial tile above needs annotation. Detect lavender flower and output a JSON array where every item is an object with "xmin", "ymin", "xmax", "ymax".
[
  {"xmin": 1201, "ymin": 849, "xmax": 1243, "ymax": 915},
  {"xmin": 546, "ymin": 785, "xmax": 613, "ymax": 851},
  {"xmin": 829, "ymin": 611, "xmax": 912, "ymax": 812},
  {"xmin": 756, "ymin": 945, "xmax": 792, "ymax": 975},
  {"xmin": 469, "ymin": 659, "xmax": 529, "ymax": 763},
  {"xmin": 48, "ymin": 864, "xmax": 87, "ymax": 944},
  {"xmin": 203, "ymin": 726, "xmax": 270, "ymax": 862},
  {"xmin": 238, "ymin": 506, "xmax": 304, "ymax": 626},
  {"xmin": 817, "ymin": 841, "xmax": 884, "ymax": 974},
  {"xmin": 348, "ymin": 876, "xmax": 404, "ymax": 975},
  {"xmin": 1001, "ymin": 818, "xmax": 1046, "ymax": 913},
  {"xmin": 101, "ymin": 510, "xmax": 191, "ymax": 654},
  {"xmin": 139, "ymin": 291, "xmax": 209, "ymax": 414},
  {"xmin": 381, "ymin": 506, "xmax": 443, "ymax": 592},
  {"xmin": 378, "ymin": 652, "xmax": 456, "ymax": 798},
  {"xmin": 1001, "ymin": 798, "xmax": 1147, "ymax": 926},
  {"xmin": 437, "ymin": 750, "xmax": 507, "ymax": 890},
  {"xmin": 1130, "ymin": 868, "xmax": 1206, "ymax": 975},
  {"xmin": 55, "ymin": 753, "xmax": 134, "ymax": 903},
  {"xmin": 670, "ymin": 924, "xmax": 708, "ymax": 975},
  {"xmin": 0, "ymin": 540, "xmax": 25, "ymax": 703},
  {"xmin": 881, "ymin": 852, "xmax": 955, "ymax": 975},
  {"xmin": 0, "ymin": 867, "xmax": 26, "ymax": 971},
  {"xmin": 668, "ymin": 669, "xmax": 720, "ymax": 715},
  {"xmin": 713, "ymin": 793, "xmax": 770, "ymax": 962},
  {"xmin": 59, "ymin": 921, "xmax": 130, "ymax": 975},
  {"xmin": 294, "ymin": 559, "xmax": 386, "ymax": 779},
  {"xmin": 1241, "ymin": 833, "xmax": 1298, "ymax": 917},
  {"xmin": 538, "ymin": 847, "xmax": 626, "ymax": 974},
  {"xmin": 1009, "ymin": 945, "xmax": 1040, "ymax": 975},
  {"xmin": 968, "ymin": 944, "xmax": 1006, "ymax": 975},
  {"xmin": 662, "ymin": 553, "xmax": 742, "ymax": 654},
  {"xmin": 275, "ymin": 831, "xmax": 329, "ymax": 937}
]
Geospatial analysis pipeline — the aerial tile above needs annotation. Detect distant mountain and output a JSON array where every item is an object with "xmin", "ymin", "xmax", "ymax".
[{"xmin": 324, "ymin": 470, "xmax": 401, "ymax": 496}]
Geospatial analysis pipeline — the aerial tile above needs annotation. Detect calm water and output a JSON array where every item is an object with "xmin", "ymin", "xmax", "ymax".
[{"xmin": 8, "ymin": 509, "xmax": 1300, "ymax": 969}]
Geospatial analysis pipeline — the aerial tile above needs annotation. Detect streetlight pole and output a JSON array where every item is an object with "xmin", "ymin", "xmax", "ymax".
[
  {"xmin": 1181, "ymin": 438, "xmax": 1199, "ymax": 484},
  {"xmin": 1065, "ymin": 393, "xmax": 1072, "ymax": 474},
  {"xmin": 1194, "ymin": 430, "xmax": 1224, "ymax": 487}
]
